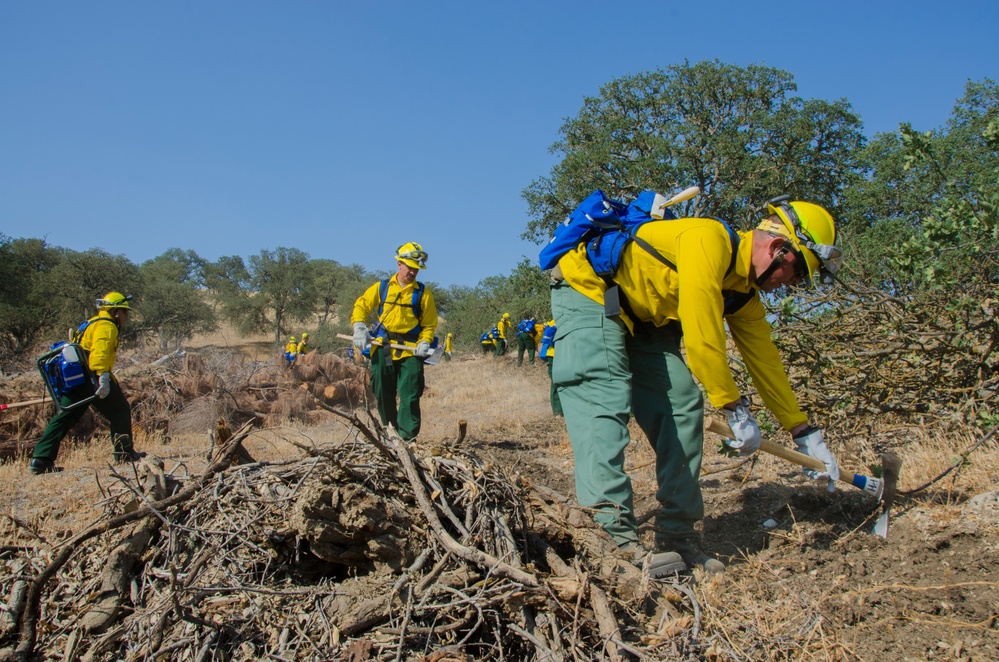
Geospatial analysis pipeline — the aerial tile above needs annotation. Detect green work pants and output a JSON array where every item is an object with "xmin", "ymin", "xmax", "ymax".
[
  {"xmin": 516, "ymin": 332, "xmax": 536, "ymax": 366},
  {"xmin": 370, "ymin": 348, "xmax": 425, "ymax": 441},
  {"xmin": 33, "ymin": 380, "xmax": 134, "ymax": 462},
  {"xmin": 546, "ymin": 359, "xmax": 563, "ymax": 417},
  {"xmin": 494, "ymin": 338, "xmax": 507, "ymax": 356},
  {"xmin": 551, "ymin": 284, "xmax": 704, "ymax": 547}
]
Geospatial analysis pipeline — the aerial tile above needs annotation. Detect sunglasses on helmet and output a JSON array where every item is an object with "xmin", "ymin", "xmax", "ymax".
[
  {"xmin": 398, "ymin": 249, "xmax": 428, "ymax": 268},
  {"xmin": 770, "ymin": 196, "xmax": 843, "ymax": 284}
]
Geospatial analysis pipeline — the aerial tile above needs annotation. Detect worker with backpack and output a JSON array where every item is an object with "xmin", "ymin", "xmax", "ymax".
[
  {"xmin": 545, "ymin": 188, "xmax": 843, "ymax": 577},
  {"xmin": 351, "ymin": 242, "xmax": 439, "ymax": 441},
  {"xmin": 495, "ymin": 312, "xmax": 513, "ymax": 356},
  {"xmin": 284, "ymin": 336, "xmax": 298, "ymax": 367},
  {"xmin": 30, "ymin": 292, "xmax": 143, "ymax": 474},
  {"xmin": 538, "ymin": 320, "xmax": 562, "ymax": 417},
  {"xmin": 515, "ymin": 316, "xmax": 539, "ymax": 366}
]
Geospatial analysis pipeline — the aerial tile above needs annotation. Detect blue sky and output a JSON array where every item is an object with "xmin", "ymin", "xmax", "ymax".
[{"xmin": 2, "ymin": 1, "xmax": 997, "ymax": 288}]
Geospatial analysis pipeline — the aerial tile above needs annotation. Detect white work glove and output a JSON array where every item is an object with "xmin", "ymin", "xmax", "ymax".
[
  {"xmin": 352, "ymin": 322, "xmax": 370, "ymax": 349},
  {"xmin": 793, "ymin": 426, "xmax": 840, "ymax": 492},
  {"xmin": 414, "ymin": 341, "xmax": 431, "ymax": 358},
  {"xmin": 723, "ymin": 397, "xmax": 761, "ymax": 456},
  {"xmin": 95, "ymin": 372, "xmax": 112, "ymax": 399}
]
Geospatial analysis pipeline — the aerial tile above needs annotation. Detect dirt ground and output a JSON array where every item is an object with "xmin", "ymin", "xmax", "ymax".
[
  {"xmin": 1, "ymin": 344, "xmax": 997, "ymax": 660},
  {"xmin": 440, "ymin": 362, "xmax": 999, "ymax": 661}
]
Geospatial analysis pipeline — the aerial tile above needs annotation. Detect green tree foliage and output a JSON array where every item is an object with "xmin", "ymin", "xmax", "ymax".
[
  {"xmin": 207, "ymin": 249, "xmax": 319, "ymax": 345},
  {"xmin": 45, "ymin": 248, "xmax": 143, "ymax": 335},
  {"xmin": 522, "ymin": 60, "xmax": 865, "ymax": 242},
  {"xmin": 138, "ymin": 249, "xmax": 217, "ymax": 351},
  {"xmin": 248, "ymin": 248, "xmax": 318, "ymax": 344},
  {"xmin": 843, "ymin": 79, "xmax": 999, "ymax": 291},
  {"xmin": 441, "ymin": 259, "xmax": 550, "ymax": 349},
  {"xmin": 0, "ymin": 236, "xmax": 66, "ymax": 361}
]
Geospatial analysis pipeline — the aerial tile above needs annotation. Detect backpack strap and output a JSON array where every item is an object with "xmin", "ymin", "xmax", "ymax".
[
  {"xmin": 72, "ymin": 315, "xmax": 117, "ymax": 345},
  {"xmin": 604, "ymin": 218, "xmax": 745, "ymax": 318},
  {"xmin": 376, "ymin": 278, "xmax": 425, "ymax": 344}
]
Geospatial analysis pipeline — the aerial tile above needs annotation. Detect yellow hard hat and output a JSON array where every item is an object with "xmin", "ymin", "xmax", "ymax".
[
  {"xmin": 290, "ymin": 336, "xmax": 296, "ymax": 342},
  {"xmin": 302, "ymin": 332, "xmax": 308, "ymax": 339},
  {"xmin": 503, "ymin": 312, "xmax": 510, "ymax": 318},
  {"xmin": 758, "ymin": 196, "xmax": 841, "ymax": 286},
  {"xmin": 395, "ymin": 242, "xmax": 428, "ymax": 269},
  {"xmin": 97, "ymin": 291, "xmax": 132, "ymax": 310}
]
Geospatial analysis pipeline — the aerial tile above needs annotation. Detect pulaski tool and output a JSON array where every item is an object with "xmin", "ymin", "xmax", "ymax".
[
  {"xmin": 0, "ymin": 396, "xmax": 51, "ymax": 412},
  {"xmin": 705, "ymin": 417, "xmax": 902, "ymax": 538},
  {"xmin": 335, "ymin": 333, "xmax": 445, "ymax": 365}
]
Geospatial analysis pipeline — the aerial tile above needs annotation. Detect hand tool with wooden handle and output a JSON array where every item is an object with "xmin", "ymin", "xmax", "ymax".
[
  {"xmin": 0, "ymin": 397, "xmax": 51, "ymax": 412},
  {"xmin": 705, "ymin": 417, "xmax": 884, "ymax": 499},
  {"xmin": 335, "ymin": 334, "xmax": 444, "ymax": 365}
]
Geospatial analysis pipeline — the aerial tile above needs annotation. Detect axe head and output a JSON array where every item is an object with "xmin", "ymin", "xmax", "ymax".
[
  {"xmin": 423, "ymin": 345, "xmax": 445, "ymax": 365},
  {"xmin": 873, "ymin": 452, "xmax": 903, "ymax": 538}
]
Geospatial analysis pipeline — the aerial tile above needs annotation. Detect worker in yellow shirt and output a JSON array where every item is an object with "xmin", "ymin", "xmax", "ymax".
[
  {"xmin": 550, "ymin": 195, "xmax": 842, "ymax": 576},
  {"xmin": 351, "ymin": 242, "xmax": 438, "ymax": 440},
  {"xmin": 31, "ymin": 292, "xmax": 142, "ymax": 474},
  {"xmin": 495, "ymin": 312, "xmax": 512, "ymax": 356},
  {"xmin": 443, "ymin": 332, "xmax": 454, "ymax": 362},
  {"xmin": 284, "ymin": 336, "xmax": 298, "ymax": 367}
]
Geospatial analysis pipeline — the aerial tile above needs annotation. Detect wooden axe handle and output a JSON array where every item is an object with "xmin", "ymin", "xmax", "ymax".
[
  {"xmin": 0, "ymin": 397, "xmax": 51, "ymax": 412},
  {"xmin": 335, "ymin": 333, "xmax": 423, "ymax": 353},
  {"xmin": 705, "ymin": 417, "xmax": 863, "ymax": 486}
]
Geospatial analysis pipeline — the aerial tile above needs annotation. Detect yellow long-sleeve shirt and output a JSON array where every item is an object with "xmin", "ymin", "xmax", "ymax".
[
  {"xmin": 79, "ymin": 311, "xmax": 120, "ymax": 375},
  {"xmin": 351, "ymin": 277, "xmax": 438, "ymax": 359},
  {"xmin": 557, "ymin": 217, "xmax": 806, "ymax": 431},
  {"xmin": 497, "ymin": 317, "xmax": 512, "ymax": 339}
]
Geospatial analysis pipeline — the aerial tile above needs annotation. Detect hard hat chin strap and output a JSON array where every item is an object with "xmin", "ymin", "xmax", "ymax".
[{"xmin": 754, "ymin": 240, "xmax": 795, "ymax": 288}]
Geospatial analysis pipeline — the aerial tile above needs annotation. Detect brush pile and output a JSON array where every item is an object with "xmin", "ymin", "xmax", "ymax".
[
  {"xmin": 0, "ymin": 349, "xmax": 371, "ymax": 459},
  {"xmin": 769, "ymin": 281, "xmax": 997, "ymax": 436},
  {"xmin": 0, "ymin": 413, "xmax": 722, "ymax": 661}
]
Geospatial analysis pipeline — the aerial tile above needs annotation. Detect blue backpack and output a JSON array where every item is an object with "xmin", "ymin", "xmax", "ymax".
[
  {"xmin": 539, "ymin": 189, "xmax": 750, "ymax": 316},
  {"xmin": 539, "ymin": 324, "xmax": 556, "ymax": 361},
  {"xmin": 517, "ymin": 319, "xmax": 535, "ymax": 334},
  {"xmin": 538, "ymin": 190, "xmax": 678, "ymax": 272}
]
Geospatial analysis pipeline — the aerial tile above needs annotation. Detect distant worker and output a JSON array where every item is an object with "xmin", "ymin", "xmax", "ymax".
[
  {"xmin": 515, "ymin": 316, "xmax": 539, "ymax": 366},
  {"xmin": 444, "ymin": 332, "xmax": 454, "ymax": 362},
  {"xmin": 495, "ymin": 312, "xmax": 513, "ymax": 356},
  {"xmin": 297, "ymin": 332, "xmax": 309, "ymax": 355},
  {"xmin": 30, "ymin": 292, "xmax": 143, "ymax": 474},
  {"xmin": 538, "ymin": 320, "xmax": 562, "ymax": 417},
  {"xmin": 284, "ymin": 336, "xmax": 298, "ymax": 367},
  {"xmin": 351, "ymin": 242, "xmax": 438, "ymax": 441},
  {"xmin": 550, "ymin": 195, "xmax": 842, "ymax": 576},
  {"xmin": 480, "ymin": 330, "xmax": 495, "ymax": 355}
]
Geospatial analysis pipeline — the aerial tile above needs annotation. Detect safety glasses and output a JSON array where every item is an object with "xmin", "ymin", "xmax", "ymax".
[
  {"xmin": 398, "ymin": 249, "xmax": 428, "ymax": 268},
  {"xmin": 96, "ymin": 294, "xmax": 133, "ymax": 308}
]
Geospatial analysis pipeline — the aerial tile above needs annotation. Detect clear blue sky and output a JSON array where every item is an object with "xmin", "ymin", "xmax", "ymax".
[{"xmin": 2, "ymin": 1, "xmax": 997, "ymax": 288}]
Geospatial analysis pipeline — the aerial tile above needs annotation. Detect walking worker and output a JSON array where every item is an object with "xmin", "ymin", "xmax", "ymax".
[
  {"xmin": 444, "ymin": 332, "xmax": 454, "ymax": 362},
  {"xmin": 515, "ymin": 316, "xmax": 539, "ymax": 366},
  {"xmin": 495, "ymin": 312, "xmax": 513, "ymax": 356},
  {"xmin": 549, "ymin": 195, "xmax": 843, "ymax": 576},
  {"xmin": 297, "ymin": 332, "xmax": 309, "ymax": 355},
  {"xmin": 351, "ymin": 242, "xmax": 438, "ymax": 441},
  {"xmin": 538, "ymin": 320, "xmax": 562, "ymax": 417},
  {"xmin": 30, "ymin": 292, "xmax": 142, "ymax": 474},
  {"xmin": 284, "ymin": 336, "xmax": 298, "ymax": 367}
]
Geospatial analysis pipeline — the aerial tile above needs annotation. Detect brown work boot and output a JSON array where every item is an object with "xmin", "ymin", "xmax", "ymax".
[
  {"xmin": 621, "ymin": 543, "xmax": 687, "ymax": 578},
  {"xmin": 658, "ymin": 534, "xmax": 725, "ymax": 575}
]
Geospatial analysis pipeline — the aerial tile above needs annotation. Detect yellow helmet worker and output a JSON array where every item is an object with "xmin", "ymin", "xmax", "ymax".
[{"xmin": 757, "ymin": 196, "xmax": 841, "ymax": 287}]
